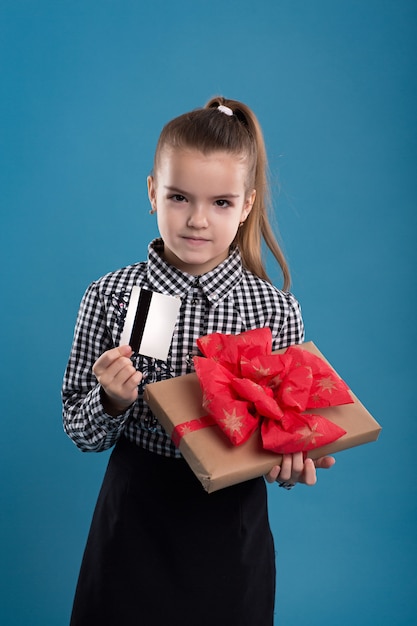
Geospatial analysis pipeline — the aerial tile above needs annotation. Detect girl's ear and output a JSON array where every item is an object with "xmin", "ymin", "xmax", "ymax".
[
  {"xmin": 147, "ymin": 176, "xmax": 157, "ymax": 213},
  {"xmin": 248, "ymin": 188, "xmax": 256, "ymax": 209},
  {"xmin": 242, "ymin": 189, "xmax": 256, "ymax": 220}
]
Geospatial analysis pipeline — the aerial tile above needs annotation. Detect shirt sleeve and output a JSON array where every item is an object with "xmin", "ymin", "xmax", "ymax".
[
  {"xmin": 62, "ymin": 281, "xmax": 131, "ymax": 452},
  {"xmin": 272, "ymin": 291, "xmax": 305, "ymax": 350}
]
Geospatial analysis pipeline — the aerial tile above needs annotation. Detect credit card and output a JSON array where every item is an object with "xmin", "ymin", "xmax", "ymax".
[{"xmin": 119, "ymin": 286, "xmax": 181, "ymax": 361}]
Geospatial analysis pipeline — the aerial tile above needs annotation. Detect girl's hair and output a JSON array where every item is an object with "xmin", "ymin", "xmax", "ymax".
[{"xmin": 153, "ymin": 96, "xmax": 290, "ymax": 290}]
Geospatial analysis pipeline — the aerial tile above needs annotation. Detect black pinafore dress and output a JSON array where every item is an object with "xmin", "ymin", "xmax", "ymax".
[{"xmin": 70, "ymin": 436, "xmax": 276, "ymax": 626}]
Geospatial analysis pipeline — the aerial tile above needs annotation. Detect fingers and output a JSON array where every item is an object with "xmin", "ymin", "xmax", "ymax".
[
  {"xmin": 278, "ymin": 452, "xmax": 305, "ymax": 483},
  {"xmin": 93, "ymin": 346, "xmax": 137, "ymax": 386},
  {"xmin": 93, "ymin": 345, "xmax": 133, "ymax": 377},
  {"xmin": 267, "ymin": 453, "xmax": 336, "ymax": 488},
  {"xmin": 265, "ymin": 453, "xmax": 305, "ymax": 485},
  {"xmin": 301, "ymin": 458, "xmax": 317, "ymax": 486},
  {"xmin": 93, "ymin": 346, "xmax": 143, "ymax": 413},
  {"xmin": 265, "ymin": 465, "xmax": 280, "ymax": 483}
]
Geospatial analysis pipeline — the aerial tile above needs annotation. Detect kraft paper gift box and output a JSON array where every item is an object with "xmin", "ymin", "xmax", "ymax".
[{"xmin": 144, "ymin": 334, "xmax": 381, "ymax": 493}]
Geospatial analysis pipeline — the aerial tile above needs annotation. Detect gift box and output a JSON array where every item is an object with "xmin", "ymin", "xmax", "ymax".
[{"xmin": 144, "ymin": 332, "xmax": 381, "ymax": 493}]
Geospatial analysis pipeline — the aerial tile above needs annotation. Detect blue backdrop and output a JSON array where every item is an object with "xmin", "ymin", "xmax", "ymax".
[{"xmin": 1, "ymin": 1, "xmax": 416, "ymax": 624}]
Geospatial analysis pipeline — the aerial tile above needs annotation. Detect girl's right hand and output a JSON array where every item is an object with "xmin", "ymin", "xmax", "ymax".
[{"xmin": 92, "ymin": 345, "xmax": 143, "ymax": 416}]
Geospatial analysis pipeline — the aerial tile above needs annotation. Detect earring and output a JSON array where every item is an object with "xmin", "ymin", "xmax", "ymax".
[{"xmin": 149, "ymin": 207, "xmax": 156, "ymax": 215}]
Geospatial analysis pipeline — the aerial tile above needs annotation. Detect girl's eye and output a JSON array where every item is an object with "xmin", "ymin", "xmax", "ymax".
[
  {"xmin": 170, "ymin": 194, "xmax": 187, "ymax": 203},
  {"xmin": 215, "ymin": 199, "xmax": 230, "ymax": 208}
]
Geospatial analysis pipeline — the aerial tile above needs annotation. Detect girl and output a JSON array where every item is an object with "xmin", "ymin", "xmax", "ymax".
[{"xmin": 63, "ymin": 97, "xmax": 334, "ymax": 626}]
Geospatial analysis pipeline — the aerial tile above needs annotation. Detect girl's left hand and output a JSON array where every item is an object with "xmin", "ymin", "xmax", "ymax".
[{"xmin": 264, "ymin": 452, "xmax": 335, "ymax": 486}]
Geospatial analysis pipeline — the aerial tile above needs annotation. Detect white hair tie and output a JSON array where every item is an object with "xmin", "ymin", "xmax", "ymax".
[{"xmin": 217, "ymin": 104, "xmax": 233, "ymax": 116}]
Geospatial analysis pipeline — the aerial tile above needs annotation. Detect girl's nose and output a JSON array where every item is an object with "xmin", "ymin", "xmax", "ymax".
[{"xmin": 187, "ymin": 206, "xmax": 208, "ymax": 228}]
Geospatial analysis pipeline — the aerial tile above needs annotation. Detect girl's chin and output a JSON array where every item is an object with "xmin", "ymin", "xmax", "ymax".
[
  {"xmin": 164, "ymin": 252, "xmax": 225, "ymax": 275},
  {"xmin": 162, "ymin": 241, "xmax": 229, "ymax": 273}
]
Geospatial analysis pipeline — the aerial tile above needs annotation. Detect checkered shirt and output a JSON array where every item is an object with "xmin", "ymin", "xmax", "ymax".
[{"xmin": 62, "ymin": 238, "xmax": 305, "ymax": 457}]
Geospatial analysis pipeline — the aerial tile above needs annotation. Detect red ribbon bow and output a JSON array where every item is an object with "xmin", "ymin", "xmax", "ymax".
[{"xmin": 193, "ymin": 328, "xmax": 351, "ymax": 454}]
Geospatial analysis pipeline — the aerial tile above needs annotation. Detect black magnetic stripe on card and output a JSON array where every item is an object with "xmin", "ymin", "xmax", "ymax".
[{"xmin": 129, "ymin": 289, "xmax": 153, "ymax": 353}]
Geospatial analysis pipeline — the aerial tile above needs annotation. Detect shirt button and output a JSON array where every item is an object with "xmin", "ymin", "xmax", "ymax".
[{"xmin": 191, "ymin": 298, "xmax": 198, "ymax": 305}]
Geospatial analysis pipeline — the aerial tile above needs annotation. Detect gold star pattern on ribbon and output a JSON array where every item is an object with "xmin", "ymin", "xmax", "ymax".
[
  {"xmin": 179, "ymin": 424, "xmax": 193, "ymax": 437},
  {"xmin": 269, "ymin": 374, "xmax": 283, "ymax": 389},
  {"xmin": 202, "ymin": 391, "xmax": 212, "ymax": 409},
  {"xmin": 317, "ymin": 376, "xmax": 338, "ymax": 393},
  {"xmin": 219, "ymin": 407, "xmax": 245, "ymax": 438},
  {"xmin": 296, "ymin": 422, "xmax": 324, "ymax": 448},
  {"xmin": 253, "ymin": 364, "xmax": 271, "ymax": 378}
]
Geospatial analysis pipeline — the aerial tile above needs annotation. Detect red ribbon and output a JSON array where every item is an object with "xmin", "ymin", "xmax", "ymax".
[
  {"xmin": 191, "ymin": 328, "xmax": 351, "ymax": 454},
  {"xmin": 171, "ymin": 415, "xmax": 216, "ymax": 448}
]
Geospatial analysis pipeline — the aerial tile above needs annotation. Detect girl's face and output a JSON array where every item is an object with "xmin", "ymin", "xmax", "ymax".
[{"xmin": 148, "ymin": 148, "xmax": 255, "ymax": 276}]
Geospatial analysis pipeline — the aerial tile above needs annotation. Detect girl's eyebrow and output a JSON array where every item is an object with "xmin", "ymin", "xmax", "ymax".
[
  {"xmin": 164, "ymin": 185, "xmax": 189, "ymax": 195},
  {"xmin": 164, "ymin": 185, "xmax": 240, "ymax": 199}
]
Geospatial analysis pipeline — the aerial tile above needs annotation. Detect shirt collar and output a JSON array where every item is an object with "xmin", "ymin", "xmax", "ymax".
[{"xmin": 146, "ymin": 238, "xmax": 243, "ymax": 306}]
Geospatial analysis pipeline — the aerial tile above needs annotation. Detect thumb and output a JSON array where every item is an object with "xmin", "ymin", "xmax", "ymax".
[
  {"xmin": 314, "ymin": 456, "xmax": 336, "ymax": 470},
  {"xmin": 118, "ymin": 344, "xmax": 134, "ymax": 356}
]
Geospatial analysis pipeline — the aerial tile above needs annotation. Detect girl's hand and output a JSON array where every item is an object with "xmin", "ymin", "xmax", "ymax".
[
  {"xmin": 265, "ymin": 452, "xmax": 336, "ymax": 486},
  {"xmin": 92, "ymin": 345, "xmax": 143, "ymax": 416}
]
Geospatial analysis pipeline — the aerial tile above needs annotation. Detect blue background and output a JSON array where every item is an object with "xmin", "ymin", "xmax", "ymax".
[{"xmin": 1, "ymin": 1, "xmax": 416, "ymax": 624}]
